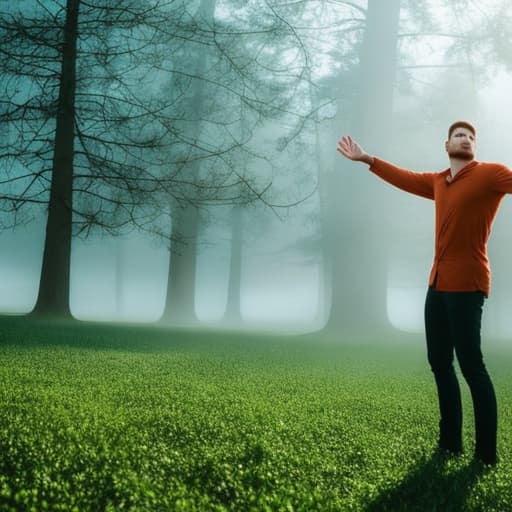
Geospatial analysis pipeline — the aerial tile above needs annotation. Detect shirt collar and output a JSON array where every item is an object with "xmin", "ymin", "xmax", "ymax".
[{"xmin": 445, "ymin": 160, "xmax": 479, "ymax": 184}]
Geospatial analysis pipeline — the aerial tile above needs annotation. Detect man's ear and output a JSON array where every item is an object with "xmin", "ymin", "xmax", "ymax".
[{"xmin": 444, "ymin": 141, "xmax": 449, "ymax": 152}]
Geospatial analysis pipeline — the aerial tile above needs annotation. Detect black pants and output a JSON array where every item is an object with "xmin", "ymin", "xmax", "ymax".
[{"xmin": 424, "ymin": 287, "xmax": 497, "ymax": 464}]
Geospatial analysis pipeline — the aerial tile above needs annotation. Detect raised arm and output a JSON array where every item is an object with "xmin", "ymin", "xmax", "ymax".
[{"xmin": 336, "ymin": 134, "xmax": 435, "ymax": 200}]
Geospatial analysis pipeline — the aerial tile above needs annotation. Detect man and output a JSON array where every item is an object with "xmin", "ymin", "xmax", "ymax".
[{"xmin": 337, "ymin": 121, "xmax": 512, "ymax": 466}]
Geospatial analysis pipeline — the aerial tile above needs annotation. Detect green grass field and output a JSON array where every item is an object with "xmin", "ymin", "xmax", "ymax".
[{"xmin": 0, "ymin": 318, "xmax": 511, "ymax": 511}]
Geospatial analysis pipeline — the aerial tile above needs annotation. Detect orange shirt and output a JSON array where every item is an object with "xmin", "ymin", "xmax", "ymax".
[{"xmin": 369, "ymin": 158, "xmax": 512, "ymax": 296}]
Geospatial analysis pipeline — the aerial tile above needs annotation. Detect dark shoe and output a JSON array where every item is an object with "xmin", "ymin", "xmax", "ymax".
[
  {"xmin": 437, "ymin": 443, "xmax": 463, "ymax": 457},
  {"xmin": 474, "ymin": 451, "xmax": 497, "ymax": 467}
]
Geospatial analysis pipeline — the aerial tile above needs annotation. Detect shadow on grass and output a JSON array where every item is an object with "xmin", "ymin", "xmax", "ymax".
[{"xmin": 364, "ymin": 451, "xmax": 486, "ymax": 512}]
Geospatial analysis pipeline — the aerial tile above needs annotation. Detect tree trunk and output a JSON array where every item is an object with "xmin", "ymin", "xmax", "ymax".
[
  {"xmin": 32, "ymin": 0, "xmax": 80, "ymax": 318},
  {"xmin": 160, "ymin": 0, "xmax": 216, "ymax": 324},
  {"xmin": 313, "ymin": 112, "xmax": 332, "ymax": 329},
  {"xmin": 223, "ymin": 206, "xmax": 243, "ymax": 324},
  {"xmin": 115, "ymin": 238, "xmax": 125, "ymax": 316},
  {"xmin": 323, "ymin": 0, "xmax": 401, "ymax": 338},
  {"xmin": 161, "ymin": 206, "xmax": 200, "ymax": 324}
]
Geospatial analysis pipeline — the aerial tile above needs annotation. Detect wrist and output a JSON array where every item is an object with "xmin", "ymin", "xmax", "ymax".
[{"xmin": 362, "ymin": 154, "xmax": 374, "ymax": 166}]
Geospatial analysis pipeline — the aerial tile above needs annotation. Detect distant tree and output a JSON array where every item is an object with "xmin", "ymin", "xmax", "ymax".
[
  {"xmin": 223, "ymin": 204, "xmax": 244, "ymax": 324},
  {"xmin": 312, "ymin": 0, "xmax": 401, "ymax": 337},
  {"xmin": 156, "ymin": 0, "xmax": 317, "ymax": 324},
  {"xmin": 159, "ymin": 0, "xmax": 215, "ymax": 325},
  {"xmin": 0, "ymin": 0, "xmax": 186, "ymax": 316}
]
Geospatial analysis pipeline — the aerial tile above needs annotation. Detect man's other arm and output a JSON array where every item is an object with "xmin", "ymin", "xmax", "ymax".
[{"xmin": 491, "ymin": 163, "xmax": 512, "ymax": 194}]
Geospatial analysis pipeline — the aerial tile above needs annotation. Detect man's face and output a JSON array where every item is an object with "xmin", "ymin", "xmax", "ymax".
[{"xmin": 445, "ymin": 127, "xmax": 476, "ymax": 160}]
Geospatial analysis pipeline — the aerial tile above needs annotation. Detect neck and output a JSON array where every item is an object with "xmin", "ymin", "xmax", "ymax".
[{"xmin": 449, "ymin": 157, "xmax": 473, "ymax": 177}]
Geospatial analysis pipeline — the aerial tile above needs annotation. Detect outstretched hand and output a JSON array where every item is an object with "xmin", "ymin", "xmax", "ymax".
[{"xmin": 336, "ymin": 135, "xmax": 373, "ymax": 165}]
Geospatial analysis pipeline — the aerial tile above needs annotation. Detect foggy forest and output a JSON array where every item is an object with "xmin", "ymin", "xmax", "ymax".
[
  {"xmin": 5, "ymin": 2, "xmax": 512, "ymax": 510},
  {"xmin": 2, "ymin": 0, "xmax": 512, "ymax": 339}
]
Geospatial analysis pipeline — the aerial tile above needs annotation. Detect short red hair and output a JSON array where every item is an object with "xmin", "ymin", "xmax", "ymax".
[{"xmin": 448, "ymin": 120, "xmax": 476, "ymax": 139}]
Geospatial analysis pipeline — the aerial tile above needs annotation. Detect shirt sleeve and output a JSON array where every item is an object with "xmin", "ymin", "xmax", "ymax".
[
  {"xmin": 369, "ymin": 158, "xmax": 435, "ymax": 200},
  {"xmin": 490, "ymin": 164, "xmax": 512, "ymax": 193}
]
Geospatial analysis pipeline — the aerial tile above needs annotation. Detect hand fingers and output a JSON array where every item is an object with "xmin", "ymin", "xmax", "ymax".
[
  {"xmin": 336, "ymin": 142, "xmax": 347, "ymax": 155},
  {"xmin": 337, "ymin": 137, "xmax": 351, "ymax": 154},
  {"xmin": 338, "ymin": 135, "xmax": 352, "ymax": 149}
]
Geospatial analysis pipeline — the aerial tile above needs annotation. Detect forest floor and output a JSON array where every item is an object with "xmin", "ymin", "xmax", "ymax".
[{"xmin": 0, "ymin": 316, "xmax": 511, "ymax": 511}]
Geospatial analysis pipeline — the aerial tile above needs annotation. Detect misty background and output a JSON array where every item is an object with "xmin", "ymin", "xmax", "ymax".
[{"xmin": 2, "ymin": 0, "xmax": 512, "ymax": 338}]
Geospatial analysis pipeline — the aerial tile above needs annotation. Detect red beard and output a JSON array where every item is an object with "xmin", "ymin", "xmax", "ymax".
[{"xmin": 448, "ymin": 150, "xmax": 474, "ymax": 160}]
